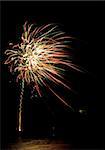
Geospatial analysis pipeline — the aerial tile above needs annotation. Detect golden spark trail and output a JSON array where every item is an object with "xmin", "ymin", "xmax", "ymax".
[{"xmin": 18, "ymin": 79, "xmax": 24, "ymax": 132}]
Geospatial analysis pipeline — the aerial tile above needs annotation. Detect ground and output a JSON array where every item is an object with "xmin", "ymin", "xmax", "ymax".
[{"xmin": 7, "ymin": 139, "xmax": 71, "ymax": 150}]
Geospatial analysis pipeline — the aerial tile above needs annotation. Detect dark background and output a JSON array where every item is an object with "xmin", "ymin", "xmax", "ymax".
[{"xmin": 1, "ymin": 1, "xmax": 104, "ymax": 149}]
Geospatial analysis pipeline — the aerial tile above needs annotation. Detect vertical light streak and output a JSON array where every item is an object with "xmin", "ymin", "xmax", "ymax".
[{"xmin": 18, "ymin": 79, "xmax": 24, "ymax": 132}]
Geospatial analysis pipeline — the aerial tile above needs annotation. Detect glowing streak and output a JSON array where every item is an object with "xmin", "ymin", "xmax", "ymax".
[
  {"xmin": 48, "ymin": 86, "xmax": 71, "ymax": 108},
  {"xmin": 18, "ymin": 79, "xmax": 24, "ymax": 132}
]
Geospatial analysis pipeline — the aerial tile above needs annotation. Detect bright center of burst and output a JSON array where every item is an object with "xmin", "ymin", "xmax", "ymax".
[{"xmin": 22, "ymin": 47, "xmax": 41, "ymax": 71}]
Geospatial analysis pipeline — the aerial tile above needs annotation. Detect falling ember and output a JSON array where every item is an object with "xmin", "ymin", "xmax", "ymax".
[{"xmin": 4, "ymin": 21, "xmax": 80, "ymax": 132}]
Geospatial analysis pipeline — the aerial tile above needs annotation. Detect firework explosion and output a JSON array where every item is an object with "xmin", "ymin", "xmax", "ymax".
[{"xmin": 4, "ymin": 21, "xmax": 79, "ymax": 109}]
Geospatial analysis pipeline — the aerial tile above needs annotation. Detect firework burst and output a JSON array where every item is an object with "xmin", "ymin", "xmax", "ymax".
[{"xmin": 4, "ymin": 21, "xmax": 79, "ymax": 109}]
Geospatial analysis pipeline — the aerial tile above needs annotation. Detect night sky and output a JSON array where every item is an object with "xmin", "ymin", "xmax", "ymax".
[{"xmin": 1, "ymin": 1, "xmax": 104, "ymax": 149}]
